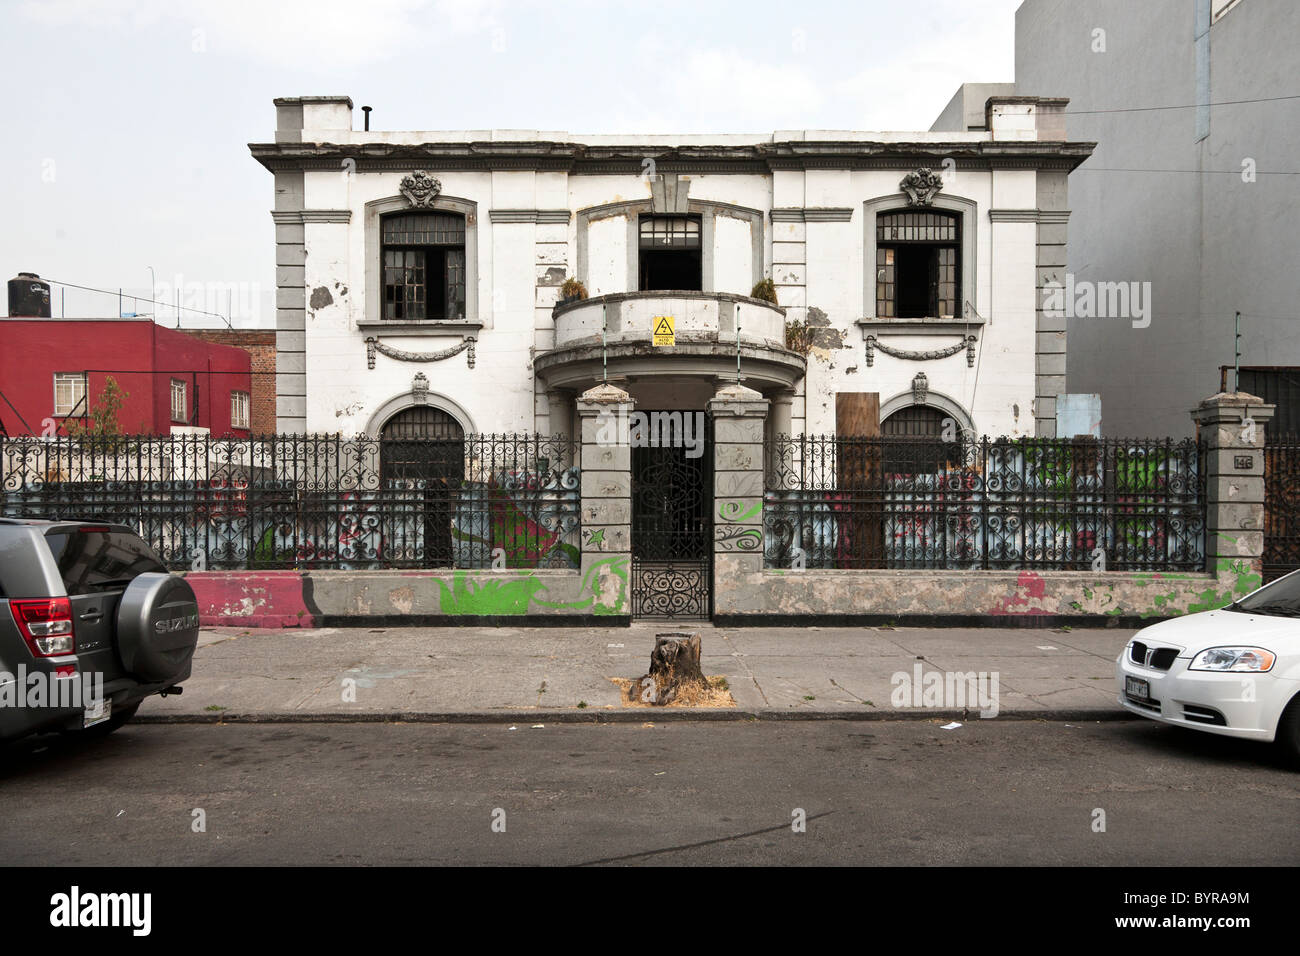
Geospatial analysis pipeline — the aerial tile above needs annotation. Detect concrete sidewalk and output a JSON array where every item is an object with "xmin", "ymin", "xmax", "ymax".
[{"xmin": 138, "ymin": 622, "xmax": 1138, "ymax": 723}]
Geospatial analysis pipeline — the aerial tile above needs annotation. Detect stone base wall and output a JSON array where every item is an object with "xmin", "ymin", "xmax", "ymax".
[
  {"xmin": 712, "ymin": 556, "xmax": 1262, "ymax": 628},
  {"xmin": 185, "ymin": 563, "xmax": 629, "ymax": 628}
]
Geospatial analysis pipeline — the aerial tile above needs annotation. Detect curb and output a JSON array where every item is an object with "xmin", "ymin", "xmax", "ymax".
[{"xmin": 137, "ymin": 708, "xmax": 1137, "ymax": 726}]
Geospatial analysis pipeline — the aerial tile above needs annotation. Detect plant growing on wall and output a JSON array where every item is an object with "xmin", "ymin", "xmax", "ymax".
[
  {"xmin": 785, "ymin": 320, "xmax": 814, "ymax": 355},
  {"xmin": 558, "ymin": 277, "xmax": 588, "ymax": 304},
  {"xmin": 750, "ymin": 277, "xmax": 778, "ymax": 304}
]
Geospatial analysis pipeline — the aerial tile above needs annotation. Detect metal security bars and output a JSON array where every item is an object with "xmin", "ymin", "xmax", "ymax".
[
  {"xmin": 0, "ymin": 433, "xmax": 579, "ymax": 571},
  {"xmin": 1263, "ymin": 433, "xmax": 1300, "ymax": 582},
  {"xmin": 764, "ymin": 434, "xmax": 1206, "ymax": 572}
]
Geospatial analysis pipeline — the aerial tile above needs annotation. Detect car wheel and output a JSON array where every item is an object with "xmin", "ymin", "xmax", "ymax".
[{"xmin": 1277, "ymin": 695, "xmax": 1300, "ymax": 765}]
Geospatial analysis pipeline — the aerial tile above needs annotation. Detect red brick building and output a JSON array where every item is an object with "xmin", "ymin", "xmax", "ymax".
[{"xmin": 177, "ymin": 329, "xmax": 277, "ymax": 434}]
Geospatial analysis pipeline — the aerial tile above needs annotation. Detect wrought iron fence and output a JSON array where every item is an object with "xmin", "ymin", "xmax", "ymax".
[
  {"xmin": 764, "ymin": 434, "xmax": 1206, "ymax": 572},
  {"xmin": 1263, "ymin": 433, "xmax": 1300, "ymax": 582},
  {"xmin": 0, "ymin": 433, "xmax": 579, "ymax": 571}
]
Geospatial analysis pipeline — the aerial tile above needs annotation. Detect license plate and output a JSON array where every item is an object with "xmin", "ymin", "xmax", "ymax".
[
  {"xmin": 1125, "ymin": 677, "xmax": 1150, "ymax": 702},
  {"xmin": 83, "ymin": 698, "xmax": 112, "ymax": 728}
]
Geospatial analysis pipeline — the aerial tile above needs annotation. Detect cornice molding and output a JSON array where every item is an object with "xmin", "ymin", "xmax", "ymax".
[
  {"xmin": 770, "ymin": 208, "xmax": 854, "ymax": 222},
  {"xmin": 271, "ymin": 209, "xmax": 352, "ymax": 223},
  {"xmin": 249, "ymin": 140, "xmax": 1097, "ymax": 176},
  {"xmin": 488, "ymin": 209, "xmax": 573, "ymax": 223},
  {"xmin": 988, "ymin": 209, "xmax": 1039, "ymax": 223},
  {"xmin": 988, "ymin": 208, "xmax": 1073, "ymax": 223}
]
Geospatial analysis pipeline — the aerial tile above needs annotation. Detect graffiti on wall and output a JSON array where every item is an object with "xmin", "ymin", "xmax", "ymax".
[
  {"xmin": 434, "ymin": 556, "xmax": 629, "ymax": 616},
  {"xmin": 3, "ymin": 470, "xmax": 581, "ymax": 572},
  {"xmin": 764, "ymin": 440, "xmax": 1206, "ymax": 571}
]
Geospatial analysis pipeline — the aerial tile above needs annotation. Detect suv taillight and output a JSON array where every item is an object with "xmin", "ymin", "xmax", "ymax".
[{"xmin": 9, "ymin": 598, "xmax": 76, "ymax": 657}]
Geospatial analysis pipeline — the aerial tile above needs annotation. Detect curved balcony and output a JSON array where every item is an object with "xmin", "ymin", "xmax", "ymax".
[{"xmin": 536, "ymin": 291, "xmax": 805, "ymax": 394}]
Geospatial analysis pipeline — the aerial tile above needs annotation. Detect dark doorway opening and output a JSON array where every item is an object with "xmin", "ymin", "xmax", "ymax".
[
  {"xmin": 379, "ymin": 406, "xmax": 465, "ymax": 566},
  {"xmin": 638, "ymin": 215, "xmax": 703, "ymax": 292},
  {"xmin": 640, "ymin": 250, "xmax": 702, "ymax": 291},
  {"xmin": 630, "ymin": 411, "xmax": 712, "ymax": 619}
]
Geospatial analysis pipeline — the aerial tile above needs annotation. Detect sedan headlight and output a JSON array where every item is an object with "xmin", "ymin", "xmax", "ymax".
[{"xmin": 1188, "ymin": 646, "xmax": 1276, "ymax": 672}]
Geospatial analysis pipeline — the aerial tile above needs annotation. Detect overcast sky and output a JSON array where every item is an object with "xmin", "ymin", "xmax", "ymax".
[{"xmin": 0, "ymin": 0, "xmax": 1026, "ymax": 327}]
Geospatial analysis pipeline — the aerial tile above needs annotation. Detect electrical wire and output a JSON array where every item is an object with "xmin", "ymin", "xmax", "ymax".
[
  {"xmin": 1064, "ymin": 92, "xmax": 1300, "ymax": 115},
  {"xmin": 39, "ymin": 277, "xmax": 233, "ymax": 325},
  {"xmin": 1075, "ymin": 167, "xmax": 1300, "ymax": 176}
]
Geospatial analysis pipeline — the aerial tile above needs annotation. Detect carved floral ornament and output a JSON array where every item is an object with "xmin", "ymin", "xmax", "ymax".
[
  {"xmin": 865, "ymin": 334, "xmax": 976, "ymax": 367},
  {"xmin": 399, "ymin": 170, "xmax": 443, "ymax": 208},
  {"xmin": 899, "ymin": 167, "xmax": 944, "ymax": 206},
  {"xmin": 365, "ymin": 335, "xmax": 476, "ymax": 369}
]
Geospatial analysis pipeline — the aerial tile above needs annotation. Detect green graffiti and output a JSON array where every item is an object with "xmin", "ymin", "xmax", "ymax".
[
  {"xmin": 1131, "ymin": 556, "xmax": 1262, "ymax": 619},
  {"xmin": 253, "ymin": 524, "xmax": 278, "ymax": 563},
  {"xmin": 584, "ymin": 528, "xmax": 605, "ymax": 546},
  {"xmin": 718, "ymin": 500, "xmax": 761, "ymax": 523},
  {"xmin": 534, "ymin": 557, "xmax": 629, "ymax": 615},
  {"xmin": 435, "ymin": 574, "xmax": 548, "ymax": 615},
  {"xmin": 434, "ymin": 556, "xmax": 631, "ymax": 617}
]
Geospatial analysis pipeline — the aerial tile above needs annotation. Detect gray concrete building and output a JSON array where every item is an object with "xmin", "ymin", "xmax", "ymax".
[{"xmin": 947, "ymin": 0, "xmax": 1299, "ymax": 437}]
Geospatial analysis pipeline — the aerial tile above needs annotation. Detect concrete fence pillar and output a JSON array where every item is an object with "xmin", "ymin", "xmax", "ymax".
[
  {"xmin": 577, "ymin": 383, "xmax": 634, "ymax": 618},
  {"xmin": 709, "ymin": 383, "xmax": 770, "ymax": 613},
  {"xmin": 1191, "ymin": 391, "xmax": 1275, "ymax": 590}
]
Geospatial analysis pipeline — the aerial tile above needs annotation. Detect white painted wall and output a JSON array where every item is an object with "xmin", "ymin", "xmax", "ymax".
[{"xmin": 284, "ymin": 124, "xmax": 1057, "ymax": 443}]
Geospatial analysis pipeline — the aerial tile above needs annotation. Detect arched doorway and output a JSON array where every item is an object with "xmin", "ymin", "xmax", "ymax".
[{"xmin": 379, "ymin": 406, "xmax": 465, "ymax": 566}]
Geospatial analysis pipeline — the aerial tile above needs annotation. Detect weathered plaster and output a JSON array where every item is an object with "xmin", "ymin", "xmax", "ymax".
[
  {"xmin": 712, "ymin": 562, "xmax": 1258, "ymax": 623},
  {"xmin": 184, "ymin": 564, "xmax": 628, "ymax": 627}
]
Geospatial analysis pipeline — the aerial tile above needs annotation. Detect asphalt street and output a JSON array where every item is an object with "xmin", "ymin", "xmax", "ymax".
[{"xmin": 1, "ymin": 719, "xmax": 1296, "ymax": 866}]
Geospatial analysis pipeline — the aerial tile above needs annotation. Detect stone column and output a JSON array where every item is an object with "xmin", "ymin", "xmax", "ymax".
[
  {"xmin": 576, "ymin": 383, "xmax": 635, "ymax": 618},
  {"xmin": 1191, "ymin": 392, "xmax": 1275, "ymax": 589},
  {"xmin": 771, "ymin": 388, "xmax": 795, "ymax": 439},
  {"xmin": 546, "ymin": 388, "xmax": 573, "ymax": 468},
  {"xmin": 709, "ymin": 382, "xmax": 770, "ymax": 616}
]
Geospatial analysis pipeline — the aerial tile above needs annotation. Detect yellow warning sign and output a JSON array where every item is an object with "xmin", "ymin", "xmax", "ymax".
[{"xmin": 652, "ymin": 315, "xmax": 675, "ymax": 347}]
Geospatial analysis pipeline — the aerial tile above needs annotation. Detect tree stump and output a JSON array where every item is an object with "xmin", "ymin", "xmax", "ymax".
[{"xmin": 628, "ymin": 632, "xmax": 709, "ymax": 705}]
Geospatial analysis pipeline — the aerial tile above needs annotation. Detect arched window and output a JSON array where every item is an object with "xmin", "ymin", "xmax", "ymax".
[
  {"xmin": 881, "ymin": 405, "xmax": 954, "ymax": 475},
  {"xmin": 881, "ymin": 405, "xmax": 949, "ymax": 438},
  {"xmin": 381, "ymin": 212, "xmax": 467, "ymax": 321},
  {"xmin": 875, "ymin": 210, "xmax": 960, "ymax": 319}
]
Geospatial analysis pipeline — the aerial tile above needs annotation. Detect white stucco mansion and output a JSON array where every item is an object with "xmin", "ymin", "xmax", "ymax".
[{"xmin": 252, "ymin": 94, "xmax": 1092, "ymax": 443}]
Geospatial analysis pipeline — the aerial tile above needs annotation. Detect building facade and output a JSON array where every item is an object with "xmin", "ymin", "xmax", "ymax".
[
  {"xmin": 177, "ymin": 328, "xmax": 278, "ymax": 434},
  {"xmin": 253, "ymin": 96, "xmax": 1093, "ymax": 444},
  {"xmin": 0, "ymin": 318, "xmax": 253, "ymax": 437},
  {"xmin": 1011, "ymin": 0, "xmax": 1299, "ymax": 436}
]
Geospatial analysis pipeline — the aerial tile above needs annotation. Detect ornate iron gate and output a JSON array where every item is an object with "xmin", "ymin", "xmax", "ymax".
[
  {"xmin": 379, "ymin": 406, "xmax": 465, "ymax": 566},
  {"xmin": 1264, "ymin": 434, "xmax": 1300, "ymax": 582},
  {"xmin": 630, "ymin": 413, "xmax": 712, "ymax": 619}
]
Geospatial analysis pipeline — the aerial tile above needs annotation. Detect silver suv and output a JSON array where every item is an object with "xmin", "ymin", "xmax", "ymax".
[{"xmin": 0, "ymin": 518, "xmax": 199, "ymax": 742}]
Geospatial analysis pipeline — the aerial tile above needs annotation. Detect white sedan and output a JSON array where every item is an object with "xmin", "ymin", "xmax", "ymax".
[{"xmin": 1116, "ymin": 572, "xmax": 1300, "ymax": 760}]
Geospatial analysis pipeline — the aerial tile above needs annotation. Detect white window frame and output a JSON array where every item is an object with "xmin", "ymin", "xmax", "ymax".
[
  {"xmin": 230, "ymin": 390, "xmax": 250, "ymax": 430},
  {"xmin": 170, "ymin": 379, "xmax": 188, "ymax": 423},
  {"xmin": 53, "ymin": 372, "xmax": 87, "ymax": 417}
]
